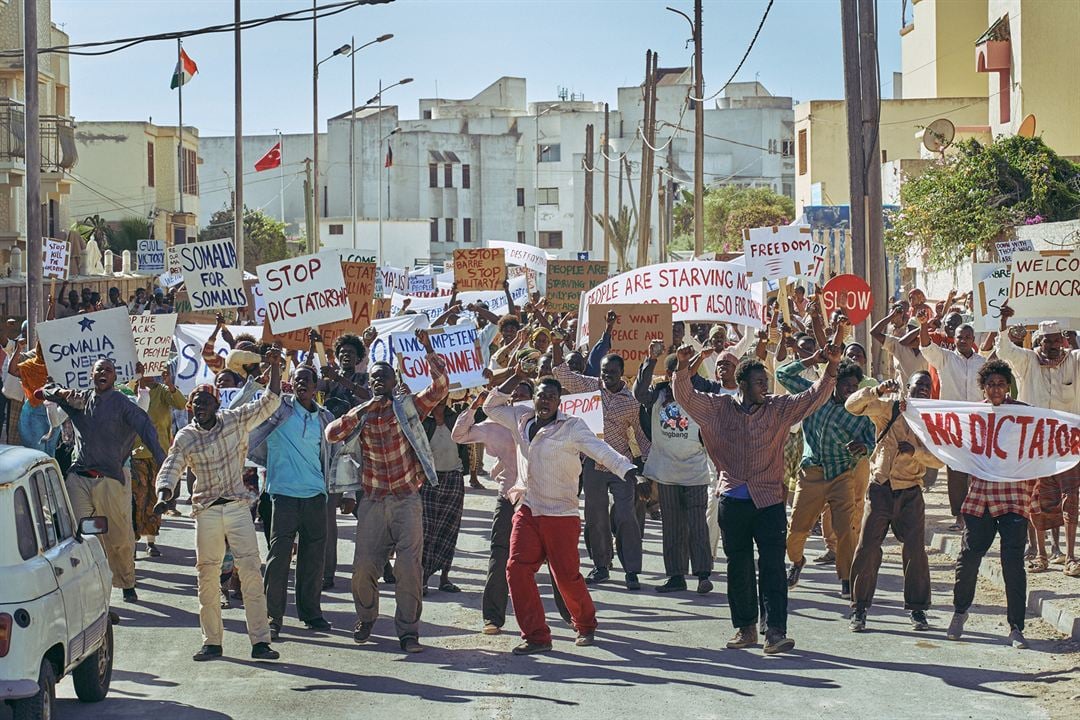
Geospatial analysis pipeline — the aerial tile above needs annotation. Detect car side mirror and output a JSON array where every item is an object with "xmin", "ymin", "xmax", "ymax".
[{"xmin": 78, "ymin": 516, "xmax": 109, "ymax": 538}]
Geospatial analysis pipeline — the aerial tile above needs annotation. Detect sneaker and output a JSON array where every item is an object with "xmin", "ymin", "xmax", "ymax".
[
  {"xmin": 1008, "ymin": 628, "xmax": 1028, "ymax": 649},
  {"xmin": 625, "ymin": 572, "xmax": 641, "ymax": 591},
  {"xmin": 849, "ymin": 609, "xmax": 867, "ymax": 632},
  {"xmin": 840, "ymin": 580, "xmax": 851, "ymax": 600},
  {"xmin": 575, "ymin": 632, "xmax": 595, "ymax": 647},
  {"xmin": 512, "ymin": 640, "xmax": 553, "ymax": 655},
  {"xmin": 192, "ymin": 644, "xmax": 223, "ymax": 662},
  {"xmin": 251, "ymin": 642, "xmax": 279, "ymax": 661},
  {"xmin": 910, "ymin": 610, "xmax": 930, "ymax": 631},
  {"xmin": 813, "ymin": 549, "xmax": 836, "ymax": 565},
  {"xmin": 147, "ymin": 543, "xmax": 162, "ymax": 558},
  {"xmin": 655, "ymin": 576, "xmax": 687, "ymax": 593},
  {"xmin": 219, "ymin": 585, "xmax": 231, "ymax": 609},
  {"xmin": 268, "ymin": 620, "xmax": 282, "ymax": 641},
  {"xmin": 400, "ymin": 636, "xmax": 423, "ymax": 654},
  {"xmin": 353, "ymin": 620, "xmax": 375, "ymax": 644},
  {"xmin": 946, "ymin": 611, "xmax": 967, "ymax": 641},
  {"xmin": 585, "ymin": 567, "xmax": 610, "ymax": 585},
  {"xmin": 787, "ymin": 558, "xmax": 806, "ymax": 588},
  {"xmin": 122, "ymin": 587, "xmax": 139, "ymax": 603},
  {"xmin": 726, "ymin": 626, "xmax": 758, "ymax": 649},
  {"xmin": 305, "ymin": 618, "xmax": 332, "ymax": 631},
  {"xmin": 763, "ymin": 629, "xmax": 796, "ymax": 655},
  {"xmin": 481, "ymin": 622, "xmax": 501, "ymax": 636},
  {"xmin": 696, "ymin": 577, "xmax": 713, "ymax": 595}
]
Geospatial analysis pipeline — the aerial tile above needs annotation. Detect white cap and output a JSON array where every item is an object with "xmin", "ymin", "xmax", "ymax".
[{"xmin": 1037, "ymin": 320, "xmax": 1063, "ymax": 338}]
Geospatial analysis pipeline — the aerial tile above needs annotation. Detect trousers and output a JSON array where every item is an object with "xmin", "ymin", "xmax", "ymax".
[
  {"xmin": 850, "ymin": 482, "xmax": 931, "ymax": 611},
  {"xmin": 66, "ymin": 471, "xmax": 135, "ymax": 589},
  {"xmin": 787, "ymin": 462, "xmax": 866, "ymax": 581},
  {"xmin": 582, "ymin": 458, "xmax": 641, "ymax": 573},
  {"xmin": 719, "ymin": 497, "xmax": 788, "ymax": 633},
  {"xmin": 954, "ymin": 509, "xmax": 1028, "ymax": 631},
  {"xmin": 656, "ymin": 483, "xmax": 712, "ymax": 578},
  {"xmin": 263, "ymin": 494, "xmax": 327, "ymax": 624}
]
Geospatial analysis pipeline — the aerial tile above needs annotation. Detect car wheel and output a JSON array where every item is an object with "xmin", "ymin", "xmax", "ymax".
[
  {"xmin": 72, "ymin": 622, "xmax": 113, "ymax": 702},
  {"xmin": 11, "ymin": 658, "xmax": 55, "ymax": 720}
]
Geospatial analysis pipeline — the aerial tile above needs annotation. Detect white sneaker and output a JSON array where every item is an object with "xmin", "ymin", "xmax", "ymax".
[
  {"xmin": 946, "ymin": 611, "xmax": 967, "ymax": 641},
  {"xmin": 1008, "ymin": 629, "xmax": 1028, "ymax": 649}
]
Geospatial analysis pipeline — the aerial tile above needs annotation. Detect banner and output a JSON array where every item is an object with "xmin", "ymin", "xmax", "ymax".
[
  {"xmin": 219, "ymin": 387, "xmax": 263, "ymax": 409},
  {"xmin": 37, "ymin": 307, "xmax": 138, "ymax": 388},
  {"xmin": 257, "ymin": 253, "xmax": 351, "ymax": 334},
  {"xmin": 390, "ymin": 322, "xmax": 485, "ymax": 393},
  {"xmin": 586, "ymin": 303, "xmax": 672, "ymax": 377},
  {"xmin": 130, "ymin": 312, "xmax": 178, "ymax": 376},
  {"xmin": 172, "ymin": 323, "xmax": 250, "ymax": 396},
  {"xmin": 136, "ymin": 239, "xmax": 166, "ymax": 274},
  {"xmin": 488, "ymin": 240, "xmax": 549, "ymax": 274},
  {"xmin": 390, "ymin": 275, "xmax": 528, "ymax": 323},
  {"xmin": 366, "ymin": 314, "xmax": 431, "ymax": 366},
  {"xmin": 1009, "ymin": 251, "xmax": 1080, "ymax": 319},
  {"xmin": 577, "ymin": 261, "xmax": 764, "ymax": 347},
  {"xmin": 560, "ymin": 391, "xmax": 603, "ymax": 436},
  {"xmin": 996, "ymin": 238, "xmax": 1034, "ymax": 263},
  {"xmin": 454, "ymin": 247, "xmax": 507, "ymax": 291},
  {"xmin": 743, "ymin": 225, "xmax": 824, "ymax": 283},
  {"xmin": 905, "ymin": 399, "xmax": 1080, "ymax": 483},
  {"xmin": 545, "ymin": 259, "xmax": 608, "ymax": 313},
  {"xmin": 178, "ymin": 238, "xmax": 247, "ymax": 311},
  {"xmin": 42, "ymin": 238, "xmax": 69, "ymax": 280}
]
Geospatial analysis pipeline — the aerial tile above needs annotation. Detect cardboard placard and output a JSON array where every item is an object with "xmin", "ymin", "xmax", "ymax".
[
  {"xmin": 42, "ymin": 238, "xmax": 69, "ymax": 280},
  {"xmin": 454, "ymin": 248, "xmax": 507, "ymax": 292},
  {"xmin": 130, "ymin": 312, "xmax": 178, "ymax": 376},
  {"xmin": 37, "ymin": 307, "xmax": 138, "ymax": 389},
  {"xmin": 545, "ymin": 260, "xmax": 608, "ymax": 313},
  {"xmin": 743, "ymin": 225, "xmax": 825, "ymax": 283},
  {"xmin": 178, "ymin": 238, "xmax": 247, "ymax": 311},
  {"xmin": 257, "ymin": 253, "xmax": 351, "ymax": 334},
  {"xmin": 1009, "ymin": 251, "xmax": 1080, "ymax": 320},
  {"xmin": 136, "ymin": 239, "xmax": 166, "ymax": 274},
  {"xmin": 586, "ymin": 303, "xmax": 672, "ymax": 377}
]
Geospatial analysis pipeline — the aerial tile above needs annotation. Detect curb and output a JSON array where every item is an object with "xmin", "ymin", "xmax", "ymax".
[{"xmin": 931, "ymin": 531, "xmax": 1080, "ymax": 641}]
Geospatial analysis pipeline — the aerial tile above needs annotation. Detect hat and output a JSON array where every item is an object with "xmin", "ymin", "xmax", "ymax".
[
  {"xmin": 226, "ymin": 349, "xmax": 263, "ymax": 376},
  {"xmin": 717, "ymin": 350, "xmax": 740, "ymax": 368},
  {"xmin": 187, "ymin": 383, "xmax": 219, "ymax": 407},
  {"xmin": 707, "ymin": 325, "xmax": 726, "ymax": 340},
  {"xmin": 1036, "ymin": 320, "xmax": 1063, "ymax": 339}
]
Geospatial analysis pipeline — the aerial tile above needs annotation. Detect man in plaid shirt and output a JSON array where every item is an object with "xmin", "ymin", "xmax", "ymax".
[
  {"xmin": 777, "ymin": 356, "xmax": 875, "ymax": 600},
  {"xmin": 948, "ymin": 359, "xmax": 1036, "ymax": 649}
]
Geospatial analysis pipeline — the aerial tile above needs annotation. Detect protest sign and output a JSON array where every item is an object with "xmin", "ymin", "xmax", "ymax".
[
  {"xmin": 546, "ymin": 260, "xmax": 608, "ymax": 313},
  {"xmin": 378, "ymin": 266, "xmax": 407, "ymax": 298},
  {"xmin": 576, "ymin": 261, "xmax": 764, "ymax": 348},
  {"xmin": 249, "ymin": 282, "xmax": 268, "ymax": 326},
  {"xmin": 820, "ymin": 274, "xmax": 873, "ymax": 325},
  {"xmin": 587, "ymin": 303, "xmax": 672, "ymax": 377},
  {"xmin": 178, "ymin": 238, "xmax": 247, "ymax": 311},
  {"xmin": 366, "ymin": 314, "xmax": 431, "ymax": 365},
  {"xmin": 333, "ymin": 250, "xmax": 377, "ymax": 264},
  {"xmin": 257, "ymin": 253, "xmax": 351, "ymax": 334},
  {"xmin": 454, "ymin": 248, "xmax": 507, "ymax": 292},
  {"xmin": 129, "ymin": 312, "xmax": 177, "ymax": 376},
  {"xmin": 488, "ymin": 240, "xmax": 549, "ymax": 274},
  {"xmin": 996, "ymin": 238, "xmax": 1034, "ymax": 263},
  {"xmin": 42, "ymin": 238, "xmax": 69, "ymax": 280},
  {"xmin": 37, "ymin": 307, "xmax": 138, "ymax": 388},
  {"xmin": 560, "ymin": 391, "xmax": 604, "ymax": 436},
  {"xmin": 743, "ymin": 225, "xmax": 825, "ymax": 283},
  {"xmin": 172, "ymin": 323, "xmax": 249, "ymax": 396},
  {"xmin": 159, "ymin": 245, "xmax": 185, "ymax": 288},
  {"xmin": 218, "ymin": 387, "xmax": 264, "ymax": 410},
  {"xmin": 973, "ymin": 263, "xmax": 1012, "ymax": 332},
  {"xmin": 408, "ymin": 273, "xmax": 435, "ymax": 294},
  {"xmin": 270, "ymin": 261, "xmax": 376, "ymax": 350},
  {"xmin": 386, "ymin": 322, "xmax": 484, "ymax": 393},
  {"xmin": 1009, "ymin": 251, "xmax": 1080, "ymax": 320},
  {"xmin": 136, "ymin": 239, "xmax": 166, "ymax": 274},
  {"xmin": 905, "ymin": 399, "xmax": 1080, "ymax": 483},
  {"xmin": 372, "ymin": 297, "xmax": 391, "ymax": 320},
  {"xmin": 390, "ymin": 275, "xmax": 528, "ymax": 323}
]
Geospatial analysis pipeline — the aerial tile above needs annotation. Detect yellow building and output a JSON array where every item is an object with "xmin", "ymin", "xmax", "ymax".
[
  {"xmin": 70, "ymin": 121, "xmax": 200, "ymax": 246},
  {"xmin": 901, "ymin": 0, "xmax": 990, "ymax": 100},
  {"xmin": 0, "ymin": 0, "xmax": 76, "ymax": 275}
]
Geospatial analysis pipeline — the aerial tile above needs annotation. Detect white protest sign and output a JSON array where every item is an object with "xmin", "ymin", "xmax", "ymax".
[
  {"xmin": 576, "ymin": 261, "xmax": 765, "ymax": 347},
  {"xmin": 390, "ymin": 322, "xmax": 486, "ymax": 392},
  {"xmin": 743, "ymin": 225, "xmax": 824, "ymax": 283},
  {"xmin": 178, "ymin": 238, "xmax": 247, "ymax": 311},
  {"xmin": 389, "ymin": 275, "xmax": 528, "ymax": 323},
  {"xmin": 129, "ymin": 312, "xmax": 177, "ymax": 376},
  {"xmin": 996, "ymin": 238, "xmax": 1034, "ymax": 263},
  {"xmin": 42, "ymin": 238, "xmax": 69, "ymax": 280},
  {"xmin": 378, "ymin": 266, "xmax": 407, "ymax": 298},
  {"xmin": 1009, "ymin": 251, "xmax": 1080, "ymax": 320},
  {"xmin": 172, "ymin": 323, "xmax": 249, "ymax": 396},
  {"xmin": 905, "ymin": 399, "xmax": 1080, "ymax": 483},
  {"xmin": 218, "ymin": 387, "xmax": 264, "ymax": 409},
  {"xmin": 250, "ymin": 283, "xmax": 267, "ymax": 325},
  {"xmin": 136, "ymin": 239, "xmax": 166, "ymax": 274},
  {"xmin": 160, "ymin": 244, "xmax": 185, "ymax": 287},
  {"xmin": 366, "ymin": 314, "xmax": 432, "ymax": 365},
  {"xmin": 257, "ymin": 253, "xmax": 350, "ymax": 334},
  {"xmin": 488, "ymin": 240, "xmax": 549, "ymax": 274},
  {"xmin": 559, "ymin": 391, "xmax": 604, "ymax": 436},
  {"xmin": 408, "ymin": 273, "xmax": 436, "ymax": 294},
  {"xmin": 973, "ymin": 263, "xmax": 1015, "ymax": 332},
  {"xmin": 37, "ymin": 307, "xmax": 138, "ymax": 388}
]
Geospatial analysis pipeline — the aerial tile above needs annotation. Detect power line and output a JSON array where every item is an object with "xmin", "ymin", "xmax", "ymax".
[{"xmin": 689, "ymin": 0, "xmax": 775, "ymax": 104}]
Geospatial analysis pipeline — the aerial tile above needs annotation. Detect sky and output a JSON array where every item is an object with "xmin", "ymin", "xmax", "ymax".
[{"xmin": 54, "ymin": 0, "xmax": 906, "ymax": 138}]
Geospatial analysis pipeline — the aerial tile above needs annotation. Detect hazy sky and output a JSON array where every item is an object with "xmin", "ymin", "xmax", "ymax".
[{"xmin": 55, "ymin": 0, "xmax": 905, "ymax": 137}]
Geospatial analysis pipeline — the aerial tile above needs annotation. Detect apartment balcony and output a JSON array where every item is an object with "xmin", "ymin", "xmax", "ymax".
[
  {"xmin": 40, "ymin": 115, "xmax": 76, "ymax": 198},
  {"xmin": 0, "ymin": 98, "xmax": 26, "ymax": 188}
]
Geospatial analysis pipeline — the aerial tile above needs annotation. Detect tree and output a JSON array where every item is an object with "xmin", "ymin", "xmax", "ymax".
[
  {"xmin": 199, "ymin": 206, "xmax": 288, "ymax": 273},
  {"xmin": 671, "ymin": 185, "xmax": 795, "ymax": 253},
  {"xmin": 594, "ymin": 206, "xmax": 636, "ymax": 272},
  {"xmin": 109, "ymin": 216, "xmax": 153, "ymax": 255},
  {"xmin": 74, "ymin": 214, "xmax": 112, "ymax": 251}
]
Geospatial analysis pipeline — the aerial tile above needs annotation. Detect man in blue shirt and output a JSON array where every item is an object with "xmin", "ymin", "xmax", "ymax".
[{"xmin": 249, "ymin": 365, "xmax": 335, "ymax": 639}]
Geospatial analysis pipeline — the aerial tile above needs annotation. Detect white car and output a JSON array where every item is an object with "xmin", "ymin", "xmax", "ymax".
[{"xmin": 0, "ymin": 445, "xmax": 114, "ymax": 718}]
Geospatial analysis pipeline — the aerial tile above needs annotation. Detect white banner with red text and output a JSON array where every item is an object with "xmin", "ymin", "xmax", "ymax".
[{"xmin": 559, "ymin": 391, "xmax": 604, "ymax": 436}]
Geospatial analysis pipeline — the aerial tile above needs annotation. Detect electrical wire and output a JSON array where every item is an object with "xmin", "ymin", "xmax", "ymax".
[{"xmin": 688, "ymin": 0, "xmax": 775, "ymax": 103}]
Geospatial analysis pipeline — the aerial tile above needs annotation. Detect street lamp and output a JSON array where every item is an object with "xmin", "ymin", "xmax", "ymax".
[
  {"xmin": 534, "ymin": 103, "xmax": 560, "ymax": 247},
  {"xmin": 348, "ymin": 33, "xmax": 393, "ymax": 250},
  {"xmin": 312, "ymin": 41, "xmax": 350, "ymax": 253},
  {"xmin": 367, "ymin": 77, "xmax": 414, "ymax": 264}
]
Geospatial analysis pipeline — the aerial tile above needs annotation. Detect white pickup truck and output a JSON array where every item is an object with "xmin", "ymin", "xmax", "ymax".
[{"xmin": 0, "ymin": 445, "xmax": 114, "ymax": 718}]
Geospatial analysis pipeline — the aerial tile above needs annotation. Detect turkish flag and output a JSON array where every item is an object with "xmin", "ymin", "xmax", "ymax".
[{"xmin": 254, "ymin": 142, "xmax": 282, "ymax": 172}]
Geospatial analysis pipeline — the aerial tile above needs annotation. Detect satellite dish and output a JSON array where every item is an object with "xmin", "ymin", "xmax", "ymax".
[
  {"xmin": 922, "ymin": 118, "xmax": 956, "ymax": 154},
  {"xmin": 1017, "ymin": 114, "xmax": 1037, "ymax": 138}
]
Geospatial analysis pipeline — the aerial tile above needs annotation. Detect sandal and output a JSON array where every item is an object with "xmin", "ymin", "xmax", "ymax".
[
  {"xmin": 1027, "ymin": 557, "xmax": 1049, "ymax": 573},
  {"xmin": 439, "ymin": 582, "xmax": 461, "ymax": 593},
  {"xmin": 1064, "ymin": 560, "xmax": 1080, "ymax": 578},
  {"xmin": 1049, "ymin": 552, "xmax": 1067, "ymax": 565}
]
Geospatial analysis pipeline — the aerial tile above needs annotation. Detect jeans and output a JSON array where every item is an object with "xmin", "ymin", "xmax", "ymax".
[
  {"xmin": 954, "ymin": 509, "xmax": 1028, "ymax": 631},
  {"xmin": 19, "ymin": 402, "xmax": 59, "ymax": 456},
  {"xmin": 263, "ymin": 494, "xmax": 327, "ymax": 624},
  {"xmin": 718, "ymin": 497, "xmax": 788, "ymax": 633}
]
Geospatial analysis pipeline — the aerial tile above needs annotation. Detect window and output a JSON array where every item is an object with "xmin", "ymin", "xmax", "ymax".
[
  {"xmin": 29, "ymin": 469, "xmax": 73, "ymax": 549},
  {"xmin": 444, "ymin": 163, "xmax": 453, "ymax": 188},
  {"xmin": 445, "ymin": 218, "xmax": 455, "ymax": 244},
  {"xmin": 14, "ymin": 486, "xmax": 38, "ymax": 561},
  {"xmin": 329, "ymin": 224, "xmax": 344, "ymax": 235},
  {"xmin": 430, "ymin": 218, "xmax": 439, "ymax": 243},
  {"xmin": 462, "ymin": 164, "xmax": 471, "ymax": 189},
  {"xmin": 538, "ymin": 187, "xmax": 559, "ymax": 205},
  {"xmin": 517, "ymin": 231, "xmax": 526, "ymax": 243},
  {"xmin": 182, "ymin": 147, "xmax": 198, "ymax": 195},
  {"xmin": 516, "ymin": 188, "xmax": 525, "ymax": 207},
  {"xmin": 429, "ymin": 163, "xmax": 438, "ymax": 188},
  {"xmin": 538, "ymin": 231, "xmax": 562, "ymax": 249},
  {"xmin": 781, "ymin": 139, "xmax": 794, "ymax": 158},
  {"xmin": 463, "ymin": 218, "xmax": 472, "ymax": 243},
  {"xmin": 422, "ymin": 109, "xmax": 432, "ymax": 119},
  {"xmin": 768, "ymin": 139, "xmax": 777, "ymax": 154},
  {"xmin": 537, "ymin": 144, "xmax": 561, "ymax": 162},
  {"xmin": 147, "ymin": 141, "xmax": 155, "ymax": 187},
  {"xmin": 797, "ymin": 129, "xmax": 807, "ymax": 176},
  {"xmin": 881, "ymin": 149, "xmax": 888, "ymax": 163}
]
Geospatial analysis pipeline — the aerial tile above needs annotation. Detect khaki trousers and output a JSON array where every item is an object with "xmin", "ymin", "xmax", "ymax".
[
  {"xmin": 787, "ymin": 460, "xmax": 868, "ymax": 581},
  {"xmin": 352, "ymin": 492, "xmax": 424, "ymax": 640},
  {"xmin": 66, "ymin": 471, "xmax": 136, "ymax": 589},
  {"xmin": 824, "ymin": 460, "xmax": 872, "ymax": 553},
  {"xmin": 195, "ymin": 500, "xmax": 271, "ymax": 646}
]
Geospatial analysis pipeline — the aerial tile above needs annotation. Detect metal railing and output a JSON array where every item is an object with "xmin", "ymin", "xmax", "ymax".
[
  {"xmin": 0, "ymin": 98, "xmax": 26, "ymax": 163},
  {"xmin": 40, "ymin": 115, "xmax": 77, "ymax": 171}
]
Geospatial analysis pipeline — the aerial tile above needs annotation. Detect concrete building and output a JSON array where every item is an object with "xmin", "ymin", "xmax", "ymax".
[
  {"xmin": 71, "ymin": 121, "xmax": 199, "ymax": 245},
  {"xmin": 0, "ymin": 0, "xmax": 76, "ymax": 275},
  {"xmin": 901, "ymin": 0, "xmax": 990, "ymax": 99}
]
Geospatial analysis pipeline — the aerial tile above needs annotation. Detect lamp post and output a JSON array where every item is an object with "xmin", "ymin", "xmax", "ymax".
[
  {"xmin": 312, "ymin": 41, "xmax": 351, "ymax": 254},
  {"xmin": 366, "ymin": 77, "xmax": 414, "ymax": 264},
  {"xmin": 534, "ymin": 103, "xmax": 560, "ymax": 246},
  {"xmin": 349, "ymin": 34, "xmax": 393, "ymax": 250}
]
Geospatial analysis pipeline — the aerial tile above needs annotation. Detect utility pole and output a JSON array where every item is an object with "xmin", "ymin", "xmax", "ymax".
[
  {"xmin": 303, "ymin": 158, "xmax": 314, "ymax": 252},
  {"xmin": 693, "ymin": 0, "xmax": 705, "ymax": 257},
  {"xmin": 23, "ymin": 0, "xmax": 41, "ymax": 342},
  {"xmin": 177, "ymin": 38, "xmax": 185, "ymax": 215},
  {"xmin": 657, "ymin": 167, "xmax": 667, "ymax": 261},
  {"xmin": 311, "ymin": 0, "xmax": 319, "ymax": 254},
  {"xmin": 637, "ymin": 50, "xmax": 658, "ymax": 268},
  {"xmin": 583, "ymin": 123, "xmax": 594, "ymax": 253},
  {"xmin": 234, "ymin": 0, "xmax": 244, "ymax": 271},
  {"xmin": 603, "ymin": 103, "xmax": 610, "ymax": 264}
]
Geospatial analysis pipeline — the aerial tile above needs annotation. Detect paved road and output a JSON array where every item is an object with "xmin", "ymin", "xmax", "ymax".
[{"xmin": 38, "ymin": 487, "xmax": 1079, "ymax": 719}]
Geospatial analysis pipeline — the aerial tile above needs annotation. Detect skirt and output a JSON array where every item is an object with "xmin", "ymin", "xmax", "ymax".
[{"xmin": 420, "ymin": 470, "xmax": 465, "ymax": 577}]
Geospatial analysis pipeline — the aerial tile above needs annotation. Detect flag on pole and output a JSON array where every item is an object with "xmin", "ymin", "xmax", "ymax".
[
  {"xmin": 170, "ymin": 49, "xmax": 199, "ymax": 89},
  {"xmin": 254, "ymin": 142, "xmax": 282, "ymax": 172},
  {"xmin": 384, "ymin": 143, "xmax": 393, "ymax": 168}
]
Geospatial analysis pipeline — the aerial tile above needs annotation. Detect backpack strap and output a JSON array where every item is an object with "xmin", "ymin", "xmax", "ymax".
[{"xmin": 876, "ymin": 400, "xmax": 902, "ymax": 445}]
